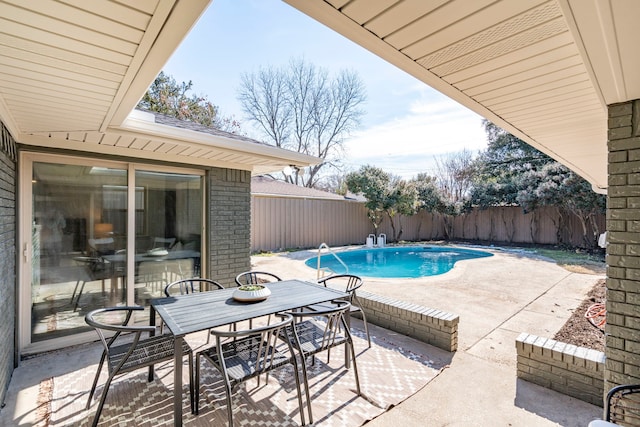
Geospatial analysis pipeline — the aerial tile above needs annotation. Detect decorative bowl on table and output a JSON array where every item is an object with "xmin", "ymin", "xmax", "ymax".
[{"xmin": 232, "ymin": 285, "xmax": 271, "ymax": 302}]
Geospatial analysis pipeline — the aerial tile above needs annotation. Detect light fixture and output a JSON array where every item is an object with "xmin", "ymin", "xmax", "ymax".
[
  {"xmin": 282, "ymin": 165, "xmax": 300, "ymax": 177},
  {"xmin": 94, "ymin": 223, "xmax": 114, "ymax": 238}
]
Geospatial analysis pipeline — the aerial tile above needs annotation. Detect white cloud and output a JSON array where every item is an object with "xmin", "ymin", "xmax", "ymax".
[{"xmin": 343, "ymin": 90, "xmax": 487, "ymax": 178}]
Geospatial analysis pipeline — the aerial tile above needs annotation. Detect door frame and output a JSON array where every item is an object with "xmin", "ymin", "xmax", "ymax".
[{"xmin": 19, "ymin": 151, "xmax": 206, "ymax": 354}]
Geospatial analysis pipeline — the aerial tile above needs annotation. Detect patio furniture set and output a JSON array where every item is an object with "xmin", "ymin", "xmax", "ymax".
[{"xmin": 83, "ymin": 272, "xmax": 370, "ymax": 426}]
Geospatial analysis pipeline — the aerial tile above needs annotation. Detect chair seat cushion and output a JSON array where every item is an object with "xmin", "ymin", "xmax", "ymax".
[{"xmin": 109, "ymin": 334, "xmax": 191, "ymax": 374}]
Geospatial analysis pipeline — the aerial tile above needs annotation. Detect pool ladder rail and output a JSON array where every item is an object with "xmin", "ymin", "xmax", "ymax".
[{"xmin": 315, "ymin": 243, "xmax": 348, "ymax": 279}]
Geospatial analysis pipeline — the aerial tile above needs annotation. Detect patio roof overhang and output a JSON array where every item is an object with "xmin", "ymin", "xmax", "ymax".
[
  {"xmin": 2, "ymin": 1, "xmax": 637, "ymax": 186},
  {"xmin": 284, "ymin": 0, "xmax": 640, "ymax": 194},
  {"xmin": 0, "ymin": 0, "xmax": 318, "ymax": 174}
]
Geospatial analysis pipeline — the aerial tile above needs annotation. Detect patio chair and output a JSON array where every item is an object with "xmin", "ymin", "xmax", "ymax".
[
  {"xmin": 317, "ymin": 274, "xmax": 371, "ymax": 348},
  {"xmin": 234, "ymin": 271, "xmax": 281, "ymax": 328},
  {"xmin": 283, "ymin": 300, "xmax": 361, "ymax": 424},
  {"xmin": 137, "ymin": 260, "xmax": 167, "ymax": 292},
  {"xmin": 164, "ymin": 278, "xmax": 225, "ymax": 343},
  {"xmin": 165, "ymin": 277, "xmax": 224, "ymax": 296},
  {"xmin": 194, "ymin": 313, "xmax": 307, "ymax": 426},
  {"xmin": 165, "ymin": 258, "xmax": 195, "ymax": 283},
  {"xmin": 153, "ymin": 236, "xmax": 176, "ymax": 249},
  {"xmin": 84, "ymin": 306, "xmax": 194, "ymax": 427},
  {"xmin": 70, "ymin": 256, "xmax": 113, "ymax": 311},
  {"xmin": 234, "ymin": 270, "xmax": 282, "ymax": 286},
  {"xmin": 589, "ymin": 384, "xmax": 640, "ymax": 427}
]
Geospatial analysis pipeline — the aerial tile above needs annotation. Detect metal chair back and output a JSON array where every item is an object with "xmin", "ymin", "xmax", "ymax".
[
  {"xmin": 235, "ymin": 270, "xmax": 281, "ymax": 286},
  {"xmin": 164, "ymin": 278, "xmax": 224, "ymax": 296},
  {"xmin": 195, "ymin": 313, "xmax": 306, "ymax": 426},
  {"xmin": 317, "ymin": 274, "xmax": 371, "ymax": 347},
  {"xmin": 84, "ymin": 306, "xmax": 194, "ymax": 427}
]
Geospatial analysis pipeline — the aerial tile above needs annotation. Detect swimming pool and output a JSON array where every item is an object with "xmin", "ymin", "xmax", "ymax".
[{"xmin": 306, "ymin": 246, "xmax": 493, "ymax": 278}]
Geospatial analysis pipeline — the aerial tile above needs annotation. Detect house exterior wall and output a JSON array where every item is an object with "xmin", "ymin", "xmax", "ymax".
[
  {"xmin": 0, "ymin": 122, "xmax": 17, "ymax": 407},
  {"xmin": 207, "ymin": 168, "xmax": 251, "ymax": 286},
  {"xmin": 605, "ymin": 100, "xmax": 640, "ymax": 392}
]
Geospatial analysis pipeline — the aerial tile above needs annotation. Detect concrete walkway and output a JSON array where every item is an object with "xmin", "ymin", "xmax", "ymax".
[{"xmin": 251, "ymin": 245, "xmax": 605, "ymax": 426}]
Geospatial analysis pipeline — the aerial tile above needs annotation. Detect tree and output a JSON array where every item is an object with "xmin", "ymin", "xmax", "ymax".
[
  {"xmin": 138, "ymin": 71, "xmax": 242, "ymax": 133},
  {"xmin": 469, "ymin": 120, "xmax": 551, "ymax": 208},
  {"xmin": 517, "ymin": 163, "xmax": 606, "ymax": 248},
  {"xmin": 470, "ymin": 120, "xmax": 606, "ymax": 248},
  {"xmin": 412, "ymin": 173, "xmax": 445, "ymax": 213},
  {"xmin": 345, "ymin": 166, "xmax": 388, "ymax": 233},
  {"xmin": 345, "ymin": 165, "xmax": 417, "ymax": 242},
  {"xmin": 239, "ymin": 58, "xmax": 366, "ymax": 187},
  {"xmin": 432, "ymin": 150, "xmax": 476, "ymax": 238},
  {"xmin": 433, "ymin": 149, "xmax": 476, "ymax": 204}
]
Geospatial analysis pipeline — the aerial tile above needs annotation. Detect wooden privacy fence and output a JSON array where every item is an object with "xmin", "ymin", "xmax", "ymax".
[{"xmin": 251, "ymin": 195, "xmax": 605, "ymax": 252}]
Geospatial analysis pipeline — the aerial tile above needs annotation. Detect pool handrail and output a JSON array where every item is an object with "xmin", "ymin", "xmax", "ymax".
[{"xmin": 316, "ymin": 243, "xmax": 349, "ymax": 279}]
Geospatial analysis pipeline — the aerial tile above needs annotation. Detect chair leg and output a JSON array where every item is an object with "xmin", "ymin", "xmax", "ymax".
[
  {"xmin": 359, "ymin": 309, "xmax": 372, "ymax": 348},
  {"xmin": 86, "ymin": 353, "xmax": 107, "ymax": 410},
  {"xmin": 347, "ymin": 339, "xmax": 362, "ymax": 395},
  {"xmin": 188, "ymin": 352, "xmax": 195, "ymax": 415},
  {"xmin": 70, "ymin": 279, "xmax": 81, "ymax": 304},
  {"xmin": 222, "ymin": 374, "xmax": 235, "ymax": 427},
  {"xmin": 195, "ymin": 354, "xmax": 201, "ymax": 415},
  {"xmin": 91, "ymin": 373, "xmax": 116, "ymax": 427},
  {"xmin": 290, "ymin": 355, "xmax": 307, "ymax": 426},
  {"xmin": 73, "ymin": 280, "xmax": 87, "ymax": 311}
]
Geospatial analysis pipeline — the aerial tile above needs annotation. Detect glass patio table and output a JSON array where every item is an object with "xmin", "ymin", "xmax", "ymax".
[{"xmin": 150, "ymin": 279, "xmax": 349, "ymax": 426}]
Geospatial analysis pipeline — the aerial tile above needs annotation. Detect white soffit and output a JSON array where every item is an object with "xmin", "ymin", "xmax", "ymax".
[
  {"xmin": 283, "ymin": 0, "xmax": 640, "ymax": 192},
  {"xmin": 0, "ymin": 0, "xmax": 201, "ymax": 135},
  {"xmin": 0, "ymin": 0, "xmax": 318, "ymax": 173}
]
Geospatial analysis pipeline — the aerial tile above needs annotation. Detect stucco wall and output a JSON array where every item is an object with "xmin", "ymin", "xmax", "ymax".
[
  {"xmin": 207, "ymin": 168, "xmax": 252, "ymax": 287},
  {"xmin": 0, "ymin": 122, "xmax": 16, "ymax": 408}
]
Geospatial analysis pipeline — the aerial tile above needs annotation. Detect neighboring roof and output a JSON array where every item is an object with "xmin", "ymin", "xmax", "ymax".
[
  {"xmin": 284, "ymin": 0, "xmax": 639, "ymax": 193},
  {"xmin": 148, "ymin": 109, "xmax": 267, "ymax": 146},
  {"xmin": 252, "ymin": 176, "xmax": 347, "ymax": 200}
]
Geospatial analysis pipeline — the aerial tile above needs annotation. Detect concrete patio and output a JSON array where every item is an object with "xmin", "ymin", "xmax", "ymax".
[
  {"xmin": 0, "ymin": 244, "xmax": 605, "ymax": 426},
  {"xmin": 251, "ymin": 244, "xmax": 606, "ymax": 426}
]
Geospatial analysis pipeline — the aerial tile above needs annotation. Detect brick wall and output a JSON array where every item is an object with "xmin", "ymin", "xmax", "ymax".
[
  {"xmin": 606, "ymin": 100, "xmax": 640, "ymax": 392},
  {"xmin": 0, "ymin": 122, "xmax": 16, "ymax": 408},
  {"xmin": 516, "ymin": 333, "xmax": 605, "ymax": 406},
  {"xmin": 358, "ymin": 290, "xmax": 459, "ymax": 352},
  {"xmin": 207, "ymin": 168, "xmax": 252, "ymax": 287}
]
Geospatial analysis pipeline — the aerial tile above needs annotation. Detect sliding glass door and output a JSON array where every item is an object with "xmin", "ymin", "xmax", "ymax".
[{"xmin": 22, "ymin": 153, "xmax": 203, "ymax": 350}]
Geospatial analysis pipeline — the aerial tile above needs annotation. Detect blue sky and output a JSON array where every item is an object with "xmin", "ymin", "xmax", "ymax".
[{"xmin": 163, "ymin": 0, "xmax": 487, "ymax": 178}]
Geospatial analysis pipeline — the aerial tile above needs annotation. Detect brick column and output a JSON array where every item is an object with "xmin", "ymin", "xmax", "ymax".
[
  {"xmin": 207, "ymin": 168, "xmax": 252, "ymax": 287},
  {"xmin": 606, "ymin": 100, "xmax": 640, "ymax": 389},
  {"xmin": 0, "ymin": 121, "xmax": 16, "ymax": 408}
]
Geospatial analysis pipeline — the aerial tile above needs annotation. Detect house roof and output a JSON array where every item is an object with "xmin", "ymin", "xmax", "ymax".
[
  {"xmin": 284, "ymin": 0, "xmax": 640, "ymax": 193},
  {"xmin": 252, "ymin": 176, "xmax": 347, "ymax": 200},
  {"xmin": 0, "ymin": 0, "xmax": 318, "ymax": 174}
]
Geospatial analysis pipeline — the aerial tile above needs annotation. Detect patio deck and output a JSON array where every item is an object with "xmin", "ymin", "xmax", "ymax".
[
  {"xmin": 1, "ymin": 245, "xmax": 605, "ymax": 426},
  {"xmin": 250, "ymin": 245, "xmax": 605, "ymax": 426},
  {"xmin": 1, "ymin": 319, "xmax": 449, "ymax": 426}
]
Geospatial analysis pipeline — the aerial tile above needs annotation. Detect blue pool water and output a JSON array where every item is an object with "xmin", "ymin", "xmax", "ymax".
[{"xmin": 305, "ymin": 246, "xmax": 493, "ymax": 278}]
